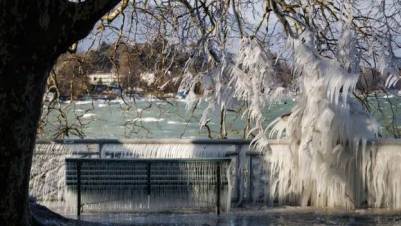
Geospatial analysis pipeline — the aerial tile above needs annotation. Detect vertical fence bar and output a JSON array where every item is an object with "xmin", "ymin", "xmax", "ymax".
[
  {"xmin": 235, "ymin": 145, "xmax": 241, "ymax": 203},
  {"xmin": 76, "ymin": 160, "xmax": 82, "ymax": 217},
  {"xmin": 216, "ymin": 162, "xmax": 221, "ymax": 215},
  {"xmin": 98, "ymin": 143, "xmax": 104, "ymax": 158},
  {"xmin": 146, "ymin": 162, "xmax": 151, "ymax": 208},
  {"xmin": 249, "ymin": 155, "xmax": 253, "ymax": 202}
]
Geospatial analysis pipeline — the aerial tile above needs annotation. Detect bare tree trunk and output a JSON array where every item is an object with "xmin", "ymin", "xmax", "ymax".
[
  {"xmin": 0, "ymin": 1, "xmax": 121, "ymax": 225},
  {"xmin": 0, "ymin": 65, "xmax": 49, "ymax": 226}
]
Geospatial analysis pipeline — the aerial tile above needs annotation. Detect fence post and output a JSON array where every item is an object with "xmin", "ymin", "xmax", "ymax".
[
  {"xmin": 146, "ymin": 162, "xmax": 151, "ymax": 208},
  {"xmin": 216, "ymin": 162, "xmax": 221, "ymax": 215},
  {"xmin": 76, "ymin": 160, "xmax": 82, "ymax": 218},
  {"xmin": 249, "ymin": 155, "xmax": 253, "ymax": 202},
  {"xmin": 98, "ymin": 143, "xmax": 104, "ymax": 158}
]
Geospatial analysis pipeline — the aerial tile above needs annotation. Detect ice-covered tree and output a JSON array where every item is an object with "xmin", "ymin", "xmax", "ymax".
[{"xmin": 178, "ymin": 0, "xmax": 401, "ymax": 208}]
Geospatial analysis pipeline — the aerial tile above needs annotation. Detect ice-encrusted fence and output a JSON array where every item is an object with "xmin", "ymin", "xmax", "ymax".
[
  {"xmin": 65, "ymin": 158, "xmax": 231, "ymax": 214},
  {"xmin": 31, "ymin": 139, "xmax": 258, "ymax": 213},
  {"xmin": 30, "ymin": 138, "xmax": 401, "ymax": 212},
  {"xmin": 264, "ymin": 139, "xmax": 401, "ymax": 209}
]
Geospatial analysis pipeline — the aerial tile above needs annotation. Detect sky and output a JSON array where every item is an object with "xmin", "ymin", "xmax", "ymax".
[{"xmin": 77, "ymin": 1, "xmax": 272, "ymax": 53}]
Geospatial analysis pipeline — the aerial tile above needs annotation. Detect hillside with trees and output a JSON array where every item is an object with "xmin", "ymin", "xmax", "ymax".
[{"xmin": 50, "ymin": 38, "xmax": 191, "ymax": 100}]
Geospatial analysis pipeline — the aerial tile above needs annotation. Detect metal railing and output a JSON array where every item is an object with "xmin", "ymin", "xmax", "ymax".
[
  {"xmin": 34, "ymin": 138, "xmax": 285, "ymax": 207},
  {"xmin": 65, "ymin": 157, "xmax": 231, "ymax": 216}
]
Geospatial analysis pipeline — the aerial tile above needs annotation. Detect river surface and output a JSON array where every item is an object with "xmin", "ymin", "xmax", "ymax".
[
  {"xmin": 41, "ymin": 97, "xmax": 292, "ymax": 139},
  {"xmin": 40, "ymin": 94, "xmax": 401, "ymax": 139}
]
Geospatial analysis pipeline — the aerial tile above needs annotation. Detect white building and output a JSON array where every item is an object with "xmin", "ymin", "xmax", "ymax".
[{"xmin": 88, "ymin": 72, "xmax": 118, "ymax": 86}]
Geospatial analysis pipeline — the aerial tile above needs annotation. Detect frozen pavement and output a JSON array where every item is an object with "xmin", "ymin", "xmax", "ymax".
[{"xmin": 60, "ymin": 207, "xmax": 401, "ymax": 226}]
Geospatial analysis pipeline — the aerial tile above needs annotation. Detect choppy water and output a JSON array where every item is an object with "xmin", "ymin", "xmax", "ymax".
[
  {"xmin": 40, "ymin": 94, "xmax": 401, "ymax": 139},
  {"xmin": 41, "ymin": 98, "xmax": 291, "ymax": 139}
]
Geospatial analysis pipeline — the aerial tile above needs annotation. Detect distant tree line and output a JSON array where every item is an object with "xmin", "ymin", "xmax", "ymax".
[{"xmin": 50, "ymin": 37, "xmax": 190, "ymax": 100}]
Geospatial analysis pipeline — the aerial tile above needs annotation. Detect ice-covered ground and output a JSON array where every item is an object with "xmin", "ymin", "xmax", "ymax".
[
  {"xmin": 64, "ymin": 207, "xmax": 401, "ymax": 226},
  {"xmin": 31, "ymin": 197, "xmax": 401, "ymax": 226}
]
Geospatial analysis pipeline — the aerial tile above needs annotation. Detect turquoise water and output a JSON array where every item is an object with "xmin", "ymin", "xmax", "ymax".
[
  {"xmin": 40, "ymin": 98, "xmax": 292, "ymax": 139},
  {"xmin": 40, "ymin": 95, "xmax": 401, "ymax": 139}
]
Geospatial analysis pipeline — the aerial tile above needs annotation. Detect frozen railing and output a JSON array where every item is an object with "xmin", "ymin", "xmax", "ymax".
[
  {"xmin": 31, "ymin": 138, "xmax": 261, "ymax": 213},
  {"xmin": 36, "ymin": 138, "xmax": 251, "ymax": 158},
  {"xmin": 32, "ymin": 138, "xmax": 401, "ymax": 210},
  {"xmin": 65, "ymin": 158, "xmax": 231, "ymax": 215}
]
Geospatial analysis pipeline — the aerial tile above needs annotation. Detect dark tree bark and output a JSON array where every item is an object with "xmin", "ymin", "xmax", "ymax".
[{"xmin": 0, "ymin": 1, "xmax": 121, "ymax": 225}]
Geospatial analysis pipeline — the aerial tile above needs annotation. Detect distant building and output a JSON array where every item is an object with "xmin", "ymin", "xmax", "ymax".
[
  {"xmin": 88, "ymin": 72, "xmax": 118, "ymax": 86},
  {"xmin": 140, "ymin": 72, "xmax": 155, "ymax": 86}
]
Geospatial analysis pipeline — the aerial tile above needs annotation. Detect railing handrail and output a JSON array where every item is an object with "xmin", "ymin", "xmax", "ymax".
[
  {"xmin": 66, "ymin": 156, "xmax": 230, "ymax": 216},
  {"xmin": 35, "ymin": 138, "xmax": 401, "ymax": 145},
  {"xmin": 65, "ymin": 157, "xmax": 232, "ymax": 162},
  {"xmin": 36, "ymin": 138, "xmax": 252, "ymax": 145}
]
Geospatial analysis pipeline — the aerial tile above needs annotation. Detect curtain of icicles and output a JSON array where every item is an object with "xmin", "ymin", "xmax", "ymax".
[
  {"xmin": 30, "ymin": 143, "xmax": 88, "ymax": 203},
  {"xmin": 101, "ymin": 144, "xmax": 231, "ymax": 158}
]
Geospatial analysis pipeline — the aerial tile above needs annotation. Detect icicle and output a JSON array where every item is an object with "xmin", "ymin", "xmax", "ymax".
[{"xmin": 102, "ymin": 143, "xmax": 234, "ymax": 159}]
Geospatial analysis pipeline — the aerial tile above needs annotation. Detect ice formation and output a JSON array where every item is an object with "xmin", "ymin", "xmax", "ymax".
[
  {"xmin": 229, "ymin": 37, "xmax": 288, "ymax": 151},
  {"xmin": 267, "ymin": 140, "xmax": 401, "ymax": 209},
  {"xmin": 102, "ymin": 143, "xmax": 233, "ymax": 158},
  {"xmin": 266, "ymin": 30, "xmax": 380, "ymax": 209},
  {"xmin": 30, "ymin": 143, "xmax": 89, "ymax": 203},
  {"xmin": 370, "ymin": 143, "xmax": 401, "ymax": 208},
  {"xmin": 257, "ymin": 4, "xmax": 401, "ymax": 209},
  {"xmin": 379, "ymin": 44, "xmax": 401, "ymax": 88}
]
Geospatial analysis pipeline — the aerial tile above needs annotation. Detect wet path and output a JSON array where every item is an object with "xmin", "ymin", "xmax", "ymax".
[{"xmin": 67, "ymin": 208, "xmax": 401, "ymax": 226}]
